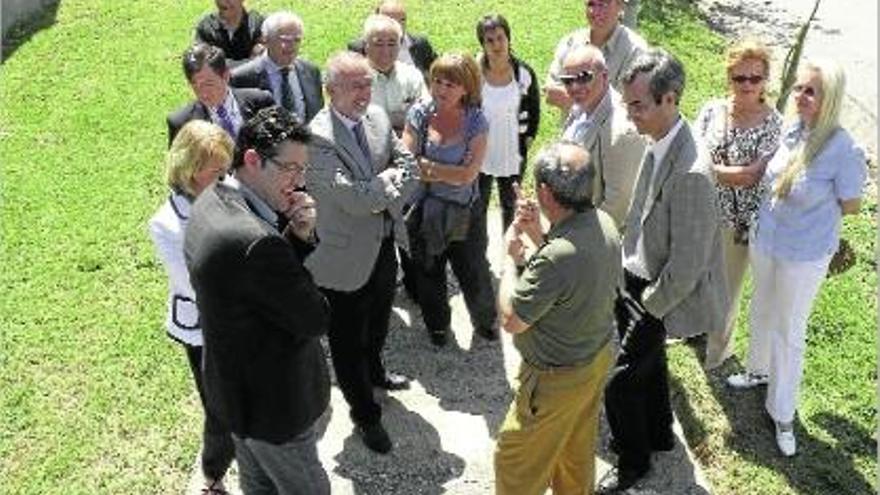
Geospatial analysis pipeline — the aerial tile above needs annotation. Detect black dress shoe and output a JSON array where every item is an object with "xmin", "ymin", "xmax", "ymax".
[
  {"xmin": 428, "ymin": 328, "xmax": 448, "ymax": 346},
  {"xmin": 595, "ymin": 466, "xmax": 648, "ymax": 494},
  {"xmin": 474, "ymin": 325, "xmax": 498, "ymax": 341},
  {"xmin": 372, "ymin": 372, "xmax": 410, "ymax": 391},
  {"xmin": 651, "ymin": 435, "xmax": 675, "ymax": 452},
  {"xmin": 357, "ymin": 422, "xmax": 392, "ymax": 454}
]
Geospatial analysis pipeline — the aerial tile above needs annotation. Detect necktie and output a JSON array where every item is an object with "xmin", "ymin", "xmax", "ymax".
[
  {"xmin": 625, "ymin": 151, "xmax": 655, "ymax": 245},
  {"xmin": 353, "ymin": 121, "xmax": 372, "ymax": 164},
  {"xmin": 279, "ymin": 68, "xmax": 301, "ymax": 117},
  {"xmin": 215, "ymin": 104, "xmax": 236, "ymax": 138}
]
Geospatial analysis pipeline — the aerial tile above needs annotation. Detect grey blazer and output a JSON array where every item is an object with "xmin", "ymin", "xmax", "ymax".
[
  {"xmin": 622, "ymin": 122, "xmax": 729, "ymax": 338},
  {"xmin": 305, "ymin": 104, "xmax": 420, "ymax": 291},
  {"xmin": 574, "ymin": 89, "xmax": 647, "ymax": 227}
]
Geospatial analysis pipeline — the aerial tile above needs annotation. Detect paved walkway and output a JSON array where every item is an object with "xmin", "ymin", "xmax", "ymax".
[{"xmin": 186, "ymin": 212, "xmax": 711, "ymax": 494}]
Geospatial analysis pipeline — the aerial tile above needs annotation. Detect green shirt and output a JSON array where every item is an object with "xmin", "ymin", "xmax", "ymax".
[{"xmin": 511, "ymin": 209, "xmax": 621, "ymax": 368}]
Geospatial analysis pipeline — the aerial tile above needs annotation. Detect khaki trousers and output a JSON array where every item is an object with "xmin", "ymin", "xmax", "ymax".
[
  {"xmin": 705, "ymin": 226, "xmax": 749, "ymax": 369},
  {"xmin": 495, "ymin": 343, "xmax": 613, "ymax": 495}
]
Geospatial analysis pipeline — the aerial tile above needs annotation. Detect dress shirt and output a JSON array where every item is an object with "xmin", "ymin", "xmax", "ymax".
[
  {"xmin": 623, "ymin": 116, "xmax": 684, "ymax": 280},
  {"xmin": 207, "ymin": 89, "xmax": 244, "ymax": 137},
  {"xmin": 561, "ymin": 93, "xmax": 604, "ymax": 143},
  {"xmin": 231, "ymin": 176, "xmax": 280, "ymax": 232},
  {"xmin": 370, "ymin": 61, "xmax": 427, "ymax": 132}
]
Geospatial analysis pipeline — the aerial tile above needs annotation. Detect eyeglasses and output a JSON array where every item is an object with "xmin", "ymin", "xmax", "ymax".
[
  {"xmin": 559, "ymin": 70, "xmax": 595, "ymax": 87},
  {"xmin": 266, "ymin": 156, "xmax": 308, "ymax": 175},
  {"xmin": 792, "ymin": 84, "xmax": 818, "ymax": 97},
  {"xmin": 731, "ymin": 74, "xmax": 765, "ymax": 85}
]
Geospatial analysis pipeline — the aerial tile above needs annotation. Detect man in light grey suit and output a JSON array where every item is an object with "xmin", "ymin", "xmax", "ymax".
[
  {"xmin": 599, "ymin": 49, "xmax": 727, "ymax": 493},
  {"xmin": 560, "ymin": 45, "xmax": 646, "ymax": 227},
  {"xmin": 304, "ymin": 51, "xmax": 420, "ymax": 455}
]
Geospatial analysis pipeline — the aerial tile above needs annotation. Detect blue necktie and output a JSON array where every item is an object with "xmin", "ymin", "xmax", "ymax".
[{"xmin": 215, "ymin": 105, "xmax": 236, "ymax": 138}]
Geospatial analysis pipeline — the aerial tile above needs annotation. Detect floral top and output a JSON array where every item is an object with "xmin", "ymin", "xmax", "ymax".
[{"xmin": 695, "ymin": 99, "xmax": 782, "ymax": 242}]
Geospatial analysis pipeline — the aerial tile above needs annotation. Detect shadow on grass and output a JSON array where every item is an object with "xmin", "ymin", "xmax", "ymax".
[
  {"xmin": 1, "ymin": 0, "xmax": 60, "ymax": 62},
  {"xmin": 671, "ymin": 342, "xmax": 876, "ymax": 495}
]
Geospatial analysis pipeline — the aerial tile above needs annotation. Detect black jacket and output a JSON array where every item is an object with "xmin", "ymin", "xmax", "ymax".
[
  {"xmin": 229, "ymin": 57, "xmax": 324, "ymax": 124},
  {"xmin": 194, "ymin": 9, "xmax": 264, "ymax": 64},
  {"xmin": 184, "ymin": 181, "xmax": 331, "ymax": 444},
  {"xmin": 166, "ymin": 87, "xmax": 274, "ymax": 147}
]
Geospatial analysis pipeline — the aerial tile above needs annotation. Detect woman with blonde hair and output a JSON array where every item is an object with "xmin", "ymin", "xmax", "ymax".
[
  {"xmin": 694, "ymin": 38, "xmax": 783, "ymax": 370},
  {"xmin": 148, "ymin": 120, "xmax": 235, "ymax": 494},
  {"xmin": 726, "ymin": 59, "xmax": 866, "ymax": 457},
  {"xmin": 402, "ymin": 52, "xmax": 497, "ymax": 346}
]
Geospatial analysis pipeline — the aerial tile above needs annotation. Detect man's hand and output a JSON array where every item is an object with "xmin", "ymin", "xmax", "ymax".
[
  {"xmin": 504, "ymin": 221, "xmax": 526, "ymax": 267},
  {"xmin": 543, "ymin": 84, "xmax": 573, "ymax": 111},
  {"xmin": 512, "ymin": 183, "xmax": 543, "ymax": 246},
  {"xmin": 282, "ymin": 191, "xmax": 317, "ymax": 242}
]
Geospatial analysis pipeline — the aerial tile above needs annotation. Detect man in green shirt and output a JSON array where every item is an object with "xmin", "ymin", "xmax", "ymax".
[{"xmin": 495, "ymin": 142, "xmax": 621, "ymax": 494}]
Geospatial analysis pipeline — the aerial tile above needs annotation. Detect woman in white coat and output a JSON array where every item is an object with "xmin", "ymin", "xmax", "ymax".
[{"xmin": 148, "ymin": 120, "xmax": 234, "ymax": 494}]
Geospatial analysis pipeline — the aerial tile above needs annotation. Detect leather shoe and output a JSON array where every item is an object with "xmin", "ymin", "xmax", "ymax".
[
  {"xmin": 474, "ymin": 325, "xmax": 498, "ymax": 341},
  {"xmin": 357, "ymin": 422, "xmax": 392, "ymax": 454},
  {"xmin": 595, "ymin": 466, "xmax": 648, "ymax": 494},
  {"xmin": 429, "ymin": 328, "xmax": 448, "ymax": 346},
  {"xmin": 372, "ymin": 372, "xmax": 410, "ymax": 391}
]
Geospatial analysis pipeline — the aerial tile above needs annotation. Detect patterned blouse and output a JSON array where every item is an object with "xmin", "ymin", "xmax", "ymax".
[{"xmin": 695, "ymin": 99, "xmax": 782, "ymax": 242}]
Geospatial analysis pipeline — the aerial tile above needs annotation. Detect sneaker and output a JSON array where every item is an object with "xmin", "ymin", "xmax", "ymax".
[
  {"xmin": 726, "ymin": 372, "xmax": 769, "ymax": 389},
  {"xmin": 775, "ymin": 421, "xmax": 796, "ymax": 457}
]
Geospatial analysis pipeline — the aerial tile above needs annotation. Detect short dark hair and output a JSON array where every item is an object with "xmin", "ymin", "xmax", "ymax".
[
  {"xmin": 475, "ymin": 13, "xmax": 511, "ymax": 46},
  {"xmin": 182, "ymin": 43, "xmax": 227, "ymax": 82},
  {"xmin": 233, "ymin": 106, "xmax": 311, "ymax": 169},
  {"xmin": 621, "ymin": 48, "xmax": 686, "ymax": 105},
  {"xmin": 532, "ymin": 141, "xmax": 595, "ymax": 212}
]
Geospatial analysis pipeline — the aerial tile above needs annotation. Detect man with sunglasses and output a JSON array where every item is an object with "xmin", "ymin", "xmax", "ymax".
[
  {"xmin": 230, "ymin": 11, "xmax": 323, "ymax": 124},
  {"xmin": 184, "ymin": 106, "xmax": 332, "ymax": 494},
  {"xmin": 598, "ymin": 49, "xmax": 727, "ymax": 493},
  {"xmin": 304, "ymin": 51, "xmax": 420, "ymax": 454},
  {"xmin": 545, "ymin": 0, "xmax": 647, "ymax": 113},
  {"xmin": 560, "ymin": 45, "xmax": 646, "ymax": 227}
]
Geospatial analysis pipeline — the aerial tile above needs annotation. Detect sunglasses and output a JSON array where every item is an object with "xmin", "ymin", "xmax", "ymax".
[
  {"xmin": 792, "ymin": 84, "xmax": 818, "ymax": 97},
  {"xmin": 559, "ymin": 70, "xmax": 595, "ymax": 86},
  {"xmin": 731, "ymin": 74, "xmax": 764, "ymax": 85}
]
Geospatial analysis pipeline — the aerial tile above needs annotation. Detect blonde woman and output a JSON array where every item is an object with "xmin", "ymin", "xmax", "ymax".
[
  {"xmin": 726, "ymin": 60, "xmax": 866, "ymax": 457},
  {"xmin": 148, "ymin": 120, "xmax": 234, "ymax": 494},
  {"xmin": 694, "ymin": 39, "xmax": 783, "ymax": 370}
]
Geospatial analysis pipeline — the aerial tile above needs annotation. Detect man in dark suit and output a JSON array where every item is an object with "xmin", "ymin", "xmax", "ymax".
[
  {"xmin": 230, "ymin": 11, "xmax": 323, "ymax": 124},
  {"xmin": 347, "ymin": 0, "xmax": 436, "ymax": 76},
  {"xmin": 193, "ymin": 0, "xmax": 265, "ymax": 66},
  {"xmin": 598, "ymin": 49, "xmax": 727, "ymax": 493},
  {"xmin": 185, "ymin": 106, "xmax": 331, "ymax": 494},
  {"xmin": 166, "ymin": 43, "xmax": 274, "ymax": 147},
  {"xmin": 305, "ymin": 51, "xmax": 420, "ymax": 454}
]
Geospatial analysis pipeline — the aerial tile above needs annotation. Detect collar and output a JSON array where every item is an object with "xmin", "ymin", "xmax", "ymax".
[
  {"xmin": 169, "ymin": 191, "xmax": 192, "ymax": 220},
  {"xmin": 233, "ymin": 176, "xmax": 279, "ymax": 228},
  {"xmin": 332, "ymin": 107, "xmax": 362, "ymax": 131},
  {"xmin": 262, "ymin": 53, "xmax": 295, "ymax": 74},
  {"xmin": 650, "ymin": 115, "xmax": 684, "ymax": 166},
  {"xmin": 372, "ymin": 62, "xmax": 399, "ymax": 80},
  {"xmin": 546, "ymin": 210, "xmax": 590, "ymax": 241}
]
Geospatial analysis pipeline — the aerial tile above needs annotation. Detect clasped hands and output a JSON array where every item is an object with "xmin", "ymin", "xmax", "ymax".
[{"xmin": 281, "ymin": 190, "xmax": 317, "ymax": 242}]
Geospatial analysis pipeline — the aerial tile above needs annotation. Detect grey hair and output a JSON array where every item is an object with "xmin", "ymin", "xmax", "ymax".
[
  {"xmin": 262, "ymin": 11, "xmax": 304, "ymax": 39},
  {"xmin": 324, "ymin": 50, "xmax": 371, "ymax": 87},
  {"xmin": 621, "ymin": 48, "xmax": 686, "ymax": 105},
  {"xmin": 532, "ymin": 141, "xmax": 595, "ymax": 212},
  {"xmin": 563, "ymin": 44, "xmax": 607, "ymax": 72},
  {"xmin": 363, "ymin": 14, "xmax": 402, "ymax": 41}
]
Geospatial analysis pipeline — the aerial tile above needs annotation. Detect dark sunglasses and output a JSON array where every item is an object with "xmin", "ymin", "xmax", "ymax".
[
  {"xmin": 559, "ymin": 70, "xmax": 595, "ymax": 86},
  {"xmin": 792, "ymin": 84, "xmax": 817, "ymax": 97},
  {"xmin": 731, "ymin": 74, "xmax": 764, "ymax": 85}
]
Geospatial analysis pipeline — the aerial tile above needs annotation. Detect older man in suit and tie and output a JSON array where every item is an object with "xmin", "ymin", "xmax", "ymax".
[
  {"xmin": 599, "ymin": 49, "xmax": 727, "ymax": 493},
  {"xmin": 230, "ymin": 11, "xmax": 323, "ymax": 123},
  {"xmin": 560, "ymin": 44, "xmax": 646, "ymax": 228},
  {"xmin": 185, "ymin": 106, "xmax": 331, "ymax": 494},
  {"xmin": 167, "ymin": 43, "xmax": 274, "ymax": 146},
  {"xmin": 305, "ymin": 51, "xmax": 420, "ymax": 454}
]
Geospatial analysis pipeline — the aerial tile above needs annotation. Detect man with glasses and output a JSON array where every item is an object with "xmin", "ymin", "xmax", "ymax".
[
  {"xmin": 230, "ymin": 11, "xmax": 323, "ymax": 123},
  {"xmin": 598, "ymin": 49, "xmax": 727, "ymax": 493},
  {"xmin": 167, "ymin": 43, "xmax": 274, "ymax": 146},
  {"xmin": 560, "ymin": 45, "xmax": 645, "ymax": 227},
  {"xmin": 304, "ymin": 51, "xmax": 420, "ymax": 454},
  {"xmin": 545, "ymin": 0, "xmax": 647, "ymax": 113},
  {"xmin": 184, "ymin": 106, "xmax": 331, "ymax": 494}
]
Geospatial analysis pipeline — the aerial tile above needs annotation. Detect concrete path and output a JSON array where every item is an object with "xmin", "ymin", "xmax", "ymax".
[{"xmin": 186, "ymin": 212, "xmax": 711, "ymax": 495}]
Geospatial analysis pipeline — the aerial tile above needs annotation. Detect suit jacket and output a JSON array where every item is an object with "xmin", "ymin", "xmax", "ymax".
[
  {"xmin": 348, "ymin": 32, "xmax": 437, "ymax": 75},
  {"xmin": 184, "ymin": 180, "xmax": 330, "ymax": 444},
  {"xmin": 194, "ymin": 9, "xmax": 264, "ymax": 64},
  {"xmin": 305, "ymin": 104, "xmax": 420, "ymax": 291},
  {"xmin": 572, "ymin": 89, "xmax": 646, "ymax": 227},
  {"xmin": 622, "ymin": 122, "xmax": 728, "ymax": 338},
  {"xmin": 229, "ymin": 57, "xmax": 323, "ymax": 123},
  {"xmin": 148, "ymin": 192, "xmax": 202, "ymax": 346},
  {"xmin": 166, "ymin": 87, "xmax": 274, "ymax": 147}
]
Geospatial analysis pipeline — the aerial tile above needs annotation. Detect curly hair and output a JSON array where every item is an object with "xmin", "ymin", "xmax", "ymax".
[{"xmin": 232, "ymin": 106, "xmax": 311, "ymax": 169}]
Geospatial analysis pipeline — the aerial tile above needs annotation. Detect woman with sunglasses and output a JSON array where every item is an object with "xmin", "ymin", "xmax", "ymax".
[
  {"xmin": 148, "ymin": 120, "xmax": 235, "ymax": 494},
  {"xmin": 474, "ymin": 13, "xmax": 540, "ymax": 234},
  {"xmin": 726, "ymin": 59, "xmax": 866, "ymax": 457},
  {"xmin": 694, "ymin": 39, "xmax": 783, "ymax": 370},
  {"xmin": 402, "ymin": 52, "xmax": 498, "ymax": 346}
]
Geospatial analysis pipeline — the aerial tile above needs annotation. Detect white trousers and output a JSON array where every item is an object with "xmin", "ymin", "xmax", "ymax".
[{"xmin": 745, "ymin": 247, "xmax": 831, "ymax": 423}]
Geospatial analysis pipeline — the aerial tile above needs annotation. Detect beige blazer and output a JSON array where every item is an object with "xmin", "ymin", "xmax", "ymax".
[
  {"xmin": 305, "ymin": 104, "xmax": 420, "ymax": 291},
  {"xmin": 574, "ymin": 89, "xmax": 647, "ymax": 227},
  {"xmin": 622, "ymin": 122, "xmax": 729, "ymax": 338}
]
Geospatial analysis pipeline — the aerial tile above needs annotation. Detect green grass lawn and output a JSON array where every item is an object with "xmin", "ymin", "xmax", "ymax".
[{"xmin": 0, "ymin": 0, "xmax": 874, "ymax": 493}]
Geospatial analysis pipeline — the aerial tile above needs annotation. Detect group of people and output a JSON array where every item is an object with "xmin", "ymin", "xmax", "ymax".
[{"xmin": 147, "ymin": 0, "xmax": 867, "ymax": 494}]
